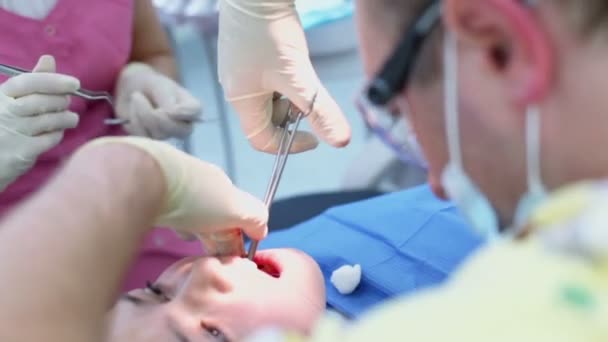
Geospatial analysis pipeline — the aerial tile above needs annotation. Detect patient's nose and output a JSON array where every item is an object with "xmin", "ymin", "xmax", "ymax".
[{"xmin": 179, "ymin": 258, "xmax": 233, "ymax": 301}]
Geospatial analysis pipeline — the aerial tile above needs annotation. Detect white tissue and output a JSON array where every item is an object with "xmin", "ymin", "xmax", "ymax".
[{"xmin": 330, "ymin": 264, "xmax": 361, "ymax": 295}]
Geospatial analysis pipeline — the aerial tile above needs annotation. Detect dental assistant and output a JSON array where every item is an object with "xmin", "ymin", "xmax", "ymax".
[
  {"xmin": 0, "ymin": 0, "xmax": 201, "ymax": 209},
  {"xmin": 217, "ymin": 0, "xmax": 608, "ymax": 340},
  {"xmin": 0, "ymin": 0, "xmax": 202, "ymax": 289}
]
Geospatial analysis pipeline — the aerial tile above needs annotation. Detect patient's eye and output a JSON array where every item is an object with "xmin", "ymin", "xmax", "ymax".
[
  {"xmin": 201, "ymin": 321, "xmax": 229, "ymax": 341},
  {"xmin": 145, "ymin": 281, "xmax": 170, "ymax": 301}
]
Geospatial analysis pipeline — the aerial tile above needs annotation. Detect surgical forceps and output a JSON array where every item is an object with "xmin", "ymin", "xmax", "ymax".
[{"xmin": 247, "ymin": 93, "xmax": 317, "ymax": 260}]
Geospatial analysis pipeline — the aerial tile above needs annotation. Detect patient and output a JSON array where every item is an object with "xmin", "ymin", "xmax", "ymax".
[
  {"xmin": 108, "ymin": 249, "xmax": 326, "ymax": 341},
  {"xmin": 0, "ymin": 139, "xmax": 325, "ymax": 342}
]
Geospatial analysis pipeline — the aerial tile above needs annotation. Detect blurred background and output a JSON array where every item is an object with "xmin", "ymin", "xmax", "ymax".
[{"xmin": 155, "ymin": 0, "xmax": 425, "ymax": 203}]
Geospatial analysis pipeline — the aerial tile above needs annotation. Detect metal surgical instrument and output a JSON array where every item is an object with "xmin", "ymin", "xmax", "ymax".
[
  {"xmin": 0, "ymin": 62, "xmax": 126, "ymax": 126},
  {"xmin": 0, "ymin": 62, "xmax": 126, "ymax": 125},
  {"xmin": 0, "ymin": 63, "xmax": 205, "ymax": 126},
  {"xmin": 247, "ymin": 93, "xmax": 317, "ymax": 260}
]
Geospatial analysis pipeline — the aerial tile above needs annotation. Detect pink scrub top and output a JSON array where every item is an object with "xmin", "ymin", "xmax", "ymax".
[{"xmin": 0, "ymin": 0, "xmax": 203, "ymax": 291}]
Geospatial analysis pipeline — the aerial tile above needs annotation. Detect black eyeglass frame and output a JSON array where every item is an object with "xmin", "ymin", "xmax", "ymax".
[{"xmin": 366, "ymin": 0, "xmax": 442, "ymax": 106}]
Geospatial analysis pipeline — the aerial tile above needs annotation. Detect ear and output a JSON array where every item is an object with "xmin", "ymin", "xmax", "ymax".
[{"xmin": 443, "ymin": 0, "xmax": 553, "ymax": 107}]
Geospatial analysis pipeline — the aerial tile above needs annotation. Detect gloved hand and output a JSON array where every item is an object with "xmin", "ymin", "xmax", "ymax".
[
  {"xmin": 0, "ymin": 55, "xmax": 80, "ymax": 191},
  {"xmin": 218, "ymin": 0, "xmax": 352, "ymax": 153},
  {"xmin": 81, "ymin": 136, "xmax": 269, "ymax": 243},
  {"xmin": 114, "ymin": 63, "xmax": 202, "ymax": 140}
]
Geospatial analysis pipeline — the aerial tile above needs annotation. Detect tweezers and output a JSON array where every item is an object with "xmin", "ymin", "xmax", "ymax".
[
  {"xmin": 0, "ymin": 62, "xmax": 127, "ymax": 126},
  {"xmin": 247, "ymin": 93, "xmax": 318, "ymax": 260}
]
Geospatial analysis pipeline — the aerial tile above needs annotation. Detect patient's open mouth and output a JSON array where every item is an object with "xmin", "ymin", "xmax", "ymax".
[{"xmin": 253, "ymin": 254, "xmax": 281, "ymax": 278}]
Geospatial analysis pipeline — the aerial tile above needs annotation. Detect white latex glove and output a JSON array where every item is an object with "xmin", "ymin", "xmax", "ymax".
[
  {"xmin": 218, "ymin": 0, "xmax": 352, "ymax": 153},
  {"xmin": 0, "ymin": 55, "xmax": 79, "ymax": 191},
  {"xmin": 114, "ymin": 63, "xmax": 202, "ymax": 140},
  {"xmin": 80, "ymin": 136, "xmax": 269, "ymax": 248}
]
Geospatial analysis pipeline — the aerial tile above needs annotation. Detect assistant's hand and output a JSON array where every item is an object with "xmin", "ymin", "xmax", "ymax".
[
  {"xmin": 218, "ymin": 0, "xmax": 351, "ymax": 153},
  {"xmin": 114, "ymin": 63, "xmax": 202, "ymax": 140},
  {"xmin": 82, "ymin": 136, "xmax": 268, "ymax": 241},
  {"xmin": 0, "ymin": 55, "xmax": 80, "ymax": 191}
]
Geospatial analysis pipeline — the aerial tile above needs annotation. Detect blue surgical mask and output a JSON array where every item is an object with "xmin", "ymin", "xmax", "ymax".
[{"xmin": 440, "ymin": 31, "xmax": 547, "ymax": 239}]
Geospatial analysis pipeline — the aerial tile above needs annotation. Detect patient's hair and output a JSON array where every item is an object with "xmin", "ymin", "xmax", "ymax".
[
  {"xmin": 553, "ymin": 0, "xmax": 608, "ymax": 36},
  {"xmin": 374, "ymin": 0, "xmax": 608, "ymax": 84}
]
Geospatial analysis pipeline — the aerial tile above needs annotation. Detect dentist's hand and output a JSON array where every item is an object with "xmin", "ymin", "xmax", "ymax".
[
  {"xmin": 218, "ymin": 0, "xmax": 351, "ymax": 153},
  {"xmin": 82, "ymin": 136, "xmax": 269, "ymax": 241},
  {"xmin": 114, "ymin": 63, "xmax": 202, "ymax": 140},
  {"xmin": 0, "ymin": 55, "xmax": 80, "ymax": 191}
]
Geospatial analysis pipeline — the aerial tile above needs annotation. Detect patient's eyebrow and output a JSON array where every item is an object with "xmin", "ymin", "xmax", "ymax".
[
  {"xmin": 120, "ymin": 293, "xmax": 159, "ymax": 307},
  {"xmin": 121, "ymin": 293, "xmax": 144, "ymax": 305}
]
